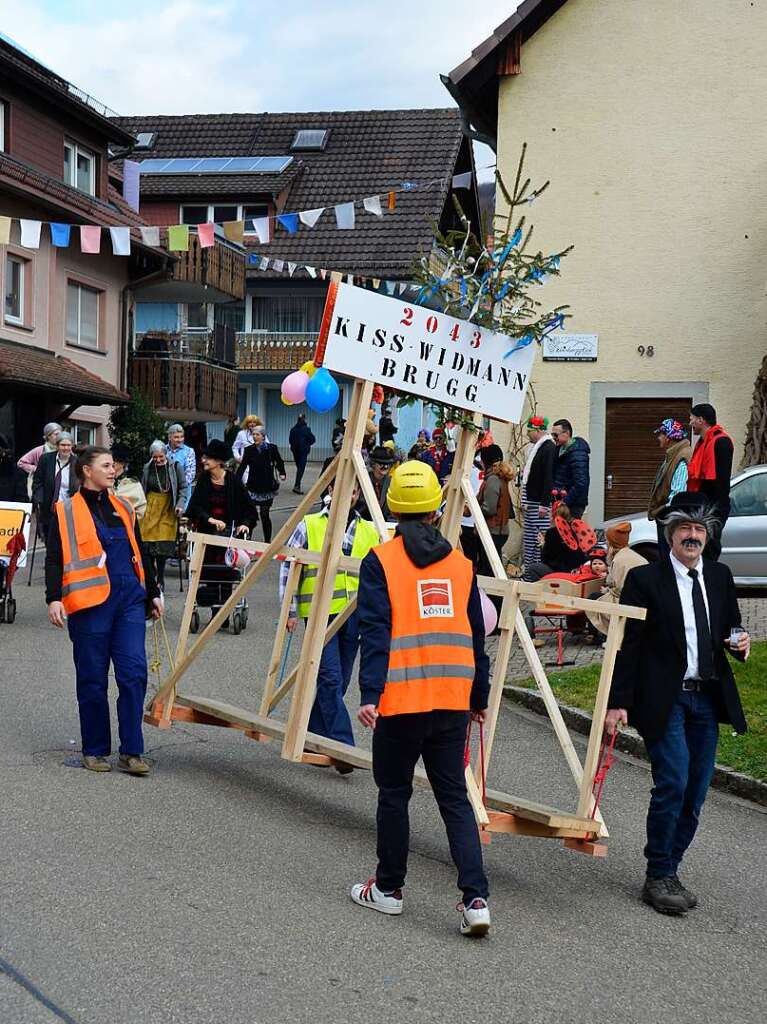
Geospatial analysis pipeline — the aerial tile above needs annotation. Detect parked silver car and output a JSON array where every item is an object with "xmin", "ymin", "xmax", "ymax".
[{"xmin": 603, "ymin": 465, "xmax": 767, "ymax": 587}]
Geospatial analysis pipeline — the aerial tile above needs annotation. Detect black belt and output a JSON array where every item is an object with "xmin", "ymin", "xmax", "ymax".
[{"xmin": 682, "ymin": 678, "xmax": 716, "ymax": 693}]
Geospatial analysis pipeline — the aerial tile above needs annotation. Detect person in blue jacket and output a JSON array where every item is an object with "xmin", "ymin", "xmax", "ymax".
[{"xmin": 551, "ymin": 419, "xmax": 591, "ymax": 518}]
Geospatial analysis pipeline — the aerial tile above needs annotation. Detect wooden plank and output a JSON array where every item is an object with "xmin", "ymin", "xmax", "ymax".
[
  {"xmin": 150, "ymin": 455, "xmax": 340, "ymax": 708},
  {"xmin": 260, "ymin": 559, "xmax": 301, "ymax": 716},
  {"xmin": 475, "ymin": 590, "xmax": 519, "ymax": 785},
  {"xmin": 156, "ymin": 535, "xmax": 205, "ymax": 726},
  {"xmin": 439, "ymin": 416, "xmax": 480, "ymax": 547},
  {"xmin": 351, "ymin": 449, "xmax": 389, "ymax": 541},
  {"xmin": 175, "ymin": 694, "xmax": 597, "ymax": 830},
  {"xmin": 514, "ymin": 608, "xmax": 608, "ymax": 839},
  {"xmin": 576, "ymin": 615, "xmax": 626, "ymax": 819},
  {"xmin": 465, "ymin": 764, "xmax": 490, "ymax": 827},
  {"xmin": 484, "ymin": 811, "xmax": 595, "ymax": 840},
  {"xmin": 478, "ymin": 578, "xmax": 647, "ymax": 620},
  {"xmin": 282, "ymin": 380, "xmax": 373, "ymax": 762}
]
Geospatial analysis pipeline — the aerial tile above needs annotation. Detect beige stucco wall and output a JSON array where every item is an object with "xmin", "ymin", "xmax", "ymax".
[
  {"xmin": 1, "ymin": 197, "xmax": 129, "ymax": 442},
  {"xmin": 493, "ymin": 0, "xmax": 767, "ymax": 521}
]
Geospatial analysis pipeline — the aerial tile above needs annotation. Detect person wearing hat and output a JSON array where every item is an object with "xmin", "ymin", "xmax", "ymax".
[
  {"xmin": 141, "ymin": 440, "xmax": 189, "ymax": 590},
  {"xmin": 111, "ymin": 443, "xmax": 147, "ymax": 518},
  {"xmin": 351, "ymin": 460, "xmax": 491, "ymax": 936},
  {"xmin": 687, "ymin": 404, "xmax": 734, "ymax": 561},
  {"xmin": 606, "ymin": 491, "xmax": 749, "ymax": 915},
  {"xmin": 32, "ymin": 432, "xmax": 78, "ymax": 541},
  {"xmin": 648, "ymin": 418, "xmax": 692, "ymax": 558},
  {"xmin": 366, "ymin": 446, "xmax": 396, "ymax": 519},
  {"xmin": 521, "ymin": 415, "xmax": 557, "ymax": 574},
  {"xmin": 586, "ymin": 523, "xmax": 647, "ymax": 636}
]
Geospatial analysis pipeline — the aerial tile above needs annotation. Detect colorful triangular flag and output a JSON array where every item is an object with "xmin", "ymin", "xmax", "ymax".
[
  {"xmin": 363, "ymin": 195, "xmax": 383, "ymax": 218},
  {"xmin": 20, "ymin": 219, "xmax": 42, "ymax": 249},
  {"xmin": 198, "ymin": 222, "xmax": 215, "ymax": 248},
  {"xmin": 260, "ymin": 257, "xmax": 270, "ymax": 270},
  {"xmin": 50, "ymin": 223, "xmax": 71, "ymax": 248},
  {"xmin": 140, "ymin": 226, "xmax": 160, "ymax": 247},
  {"xmin": 305, "ymin": 266, "xmax": 317, "ymax": 278},
  {"xmin": 299, "ymin": 208, "xmax": 324, "ymax": 228},
  {"xmin": 123, "ymin": 159, "xmax": 141, "ymax": 211},
  {"xmin": 273, "ymin": 259, "xmax": 285, "ymax": 273},
  {"xmin": 287, "ymin": 262, "xmax": 297, "ymax": 277},
  {"xmin": 253, "ymin": 217, "xmax": 270, "ymax": 244},
  {"xmin": 223, "ymin": 220, "xmax": 245, "ymax": 244},
  {"xmin": 335, "ymin": 203, "xmax": 355, "ymax": 230},
  {"xmin": 109, "ymin": 226, "xmax": 131, "ymax": 256},
  {"xmin": 167, "ymin": 224, "xmax": 189, "ymax": 251},
  {"xmin": 80, "ymin": 225, "xmax": 101, "ymax": 254},
  {"xmin": 319, "ymin": 269, "xmax": 327, "ymax": 280},
  {"xmin": 277, "ymin": 213, "xmax": 299, "ymax": 234}
]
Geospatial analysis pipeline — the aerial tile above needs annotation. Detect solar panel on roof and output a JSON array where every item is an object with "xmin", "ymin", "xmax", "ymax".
[{"xmin": 137, "ymin": 156, "xmax": 293, "ymax": 175}]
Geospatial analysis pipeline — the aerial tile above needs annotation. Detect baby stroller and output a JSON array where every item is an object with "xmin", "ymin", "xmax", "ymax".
[
  {"xmin": 188, "ymin": 531, "xmax": 250, "ymax": 636},
  {"xmin": 0, "ymin": 521, "xmax": 27, "ymax": 624}
]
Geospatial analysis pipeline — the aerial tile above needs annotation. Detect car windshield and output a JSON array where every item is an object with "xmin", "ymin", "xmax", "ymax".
[{"xmin": 729, "ymin": 473, "xmax": 767, "ymax": 516}]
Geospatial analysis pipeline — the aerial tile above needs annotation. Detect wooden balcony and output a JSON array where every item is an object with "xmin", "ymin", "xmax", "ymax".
[
  {"xmin": 133, "ymin": 232, "xmax": 246, "ymax": 303},
  {"xmin": 236, "ymin": 331, "xmax": 317, "ymax": 371},
  {"xmin": 130, "ymin": 327, "xmax": 238, "ymax": 419}
]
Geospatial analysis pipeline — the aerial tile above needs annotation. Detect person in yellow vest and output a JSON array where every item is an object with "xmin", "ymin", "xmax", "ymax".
[
  {"xmin": 351, "ymin": 461, "xmax": 491, "ymax": 937},
  {"xmin": 281, "ymin": 481, "xmax": 379, "ymax": 750},
  {"xmin": 45, "ymin": 446, "xmax": 163, "ymax": 774}
]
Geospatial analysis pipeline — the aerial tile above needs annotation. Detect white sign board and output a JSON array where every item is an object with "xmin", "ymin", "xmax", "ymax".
[
  {"xmin": 320, "ymin": 282, "xmax": 535, "ymax": 423},
  {"xmin": 0, "ymin": 500, "xmax": 32, "ymax": 568},
  {"xmin": 542, "ymin": 333, "xmax": 598, "ymax": 362}
]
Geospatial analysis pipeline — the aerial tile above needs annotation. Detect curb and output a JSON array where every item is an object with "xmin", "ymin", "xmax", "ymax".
[{"xmin": 504, "ymin": 685, "xmax": 767, "ymax": 808}]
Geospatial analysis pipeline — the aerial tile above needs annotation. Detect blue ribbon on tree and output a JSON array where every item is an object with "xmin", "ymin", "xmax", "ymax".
[{"xmin": 503, "ymin": 333, "xmax": 534, "ymax": 357}]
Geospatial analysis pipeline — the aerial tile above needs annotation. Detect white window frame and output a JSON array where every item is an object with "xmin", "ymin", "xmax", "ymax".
[
  {"xmin": 179, "ymin": 202, "xmax": 270, "ymax": 241},
  {"xmin": 64, "ymin": 138, "xmax": 96, "ymax": 195},
  {"xmin": 66, "ymin": 280, "xmax": 100, "ymax": 349},
  {"xmin": 64, "ymin": 421, "xmax": 97, "ymax": 447},
  {"xmin": 4, "ymin": 254, "xmax": 25, "ymax": 326}
]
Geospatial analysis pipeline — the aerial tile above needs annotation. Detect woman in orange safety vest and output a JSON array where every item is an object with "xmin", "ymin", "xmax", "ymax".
[{"xmin": 45, "ymin": 446, "xmax": 163, "ymax": 775}]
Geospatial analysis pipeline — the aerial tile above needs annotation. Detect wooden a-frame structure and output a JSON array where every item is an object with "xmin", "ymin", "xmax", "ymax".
[{"xmin": 146, "ymin": 378, "xmax": 645, "ymax": 854}]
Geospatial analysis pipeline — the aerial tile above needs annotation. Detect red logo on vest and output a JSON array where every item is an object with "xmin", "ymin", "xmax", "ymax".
[{"xmin": 417, "ymin": 579, "xmax": 454, "ymax": 618}]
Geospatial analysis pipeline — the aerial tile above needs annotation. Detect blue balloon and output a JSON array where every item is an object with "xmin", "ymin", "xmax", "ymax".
[{"xmin": 304, "ymin": 367, "xmax": 339, "ymax": 413}]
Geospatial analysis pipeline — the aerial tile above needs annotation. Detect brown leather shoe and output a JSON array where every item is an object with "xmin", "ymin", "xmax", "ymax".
[
  {"xmin": 118, "ymin": 754, "xmax": 150, "ymax": 776},
  {"xmin": 82, "ymin": 755, "xmax": 111, "ymax": 773}
]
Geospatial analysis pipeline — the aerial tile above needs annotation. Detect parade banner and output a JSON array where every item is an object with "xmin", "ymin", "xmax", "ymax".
[
  {"xmin": 0, "ymin": 500, "xmax": 32, "ymax": 567},
  {"xmin": 319, "ymin": 282, "xmax": 536, "ymax": 423}
]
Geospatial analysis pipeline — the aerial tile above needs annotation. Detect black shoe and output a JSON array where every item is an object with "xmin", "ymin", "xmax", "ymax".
[
  {"xmin": 668, "ymin": 874, "xmax": 698, "ymax": 909},
  {"xmin": 642, "ymin": 876, "xmax": 688, "ymax": 915},
  {"xmin": 335, "ymin": 763, "xmax": 354, "ymax": 776}
]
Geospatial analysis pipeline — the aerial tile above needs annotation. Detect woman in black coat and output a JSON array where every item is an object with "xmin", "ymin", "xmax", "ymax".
[{"xmin": 234, "ymin": 425, "xmax": 286, "ymax": 542}]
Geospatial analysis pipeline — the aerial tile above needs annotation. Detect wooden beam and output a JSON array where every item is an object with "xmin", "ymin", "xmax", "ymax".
[
  {"xmin": 351, "ymin": 449, "xmax": 390, "ymax": 541},
  {"xmin": 149, "ymin": 454, "xmax": 340, "ymax": 709},
  {"xmin": 281, "ymin": 380, "xmax": 373, "ymax": 762},
  {"xmin": 439, "ymin": 416, "xmax": 480, "ymax": 547},
  {"xmin": 260, "ymin": 560, "xmax": 301, "ymax": 716}
]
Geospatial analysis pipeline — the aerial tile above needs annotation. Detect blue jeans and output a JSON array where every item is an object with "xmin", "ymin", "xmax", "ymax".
[
  {"xmin": 644, "ymin": 691, "xmax": 719, "ymax": 878},
  {"xmin": 307, "ymin": 611, "xmax": 358, "ymax": 745},
  {"xmin": 372, "ymin": 710, "xmax": 488, "ymax": 903}
]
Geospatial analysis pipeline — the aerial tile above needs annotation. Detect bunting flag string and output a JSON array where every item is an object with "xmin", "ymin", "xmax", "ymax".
[{"xmin": 0, "ymin": 162, "xmax": 517, "ymax": 263}]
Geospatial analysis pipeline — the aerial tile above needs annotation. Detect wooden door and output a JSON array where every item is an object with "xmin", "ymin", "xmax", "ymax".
[{"xmin": 604, "ymin": 398, "xmax": 692, "ymax": 518}]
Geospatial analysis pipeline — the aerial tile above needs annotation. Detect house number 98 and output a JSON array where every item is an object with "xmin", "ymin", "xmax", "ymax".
[{"xmin": 637, "ymin": 345, "xmax": 655, "ymax": 357}]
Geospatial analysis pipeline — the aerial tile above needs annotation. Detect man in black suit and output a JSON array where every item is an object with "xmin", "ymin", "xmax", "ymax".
[
  {"xmin": 606, "ymin": 492, "xmax": 749, "ymax": 916},
  {"xmin": 32, "ymin": 432, "xmax": 78, "ymax": 539}
]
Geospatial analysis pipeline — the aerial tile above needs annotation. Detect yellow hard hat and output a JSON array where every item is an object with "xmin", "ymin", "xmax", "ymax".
[{"xmin": 387, "ymin": 460, "xmax": 442, "ymax": 514}]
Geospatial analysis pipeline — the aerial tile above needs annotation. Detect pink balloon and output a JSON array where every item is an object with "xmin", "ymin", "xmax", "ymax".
[
  {"xmin": 479, "ymin": 589, "xmax": 498, "ymax": 636},
  {"xmin": 281, "ymin": 370, "xmax": 309, "ymax": 404}
]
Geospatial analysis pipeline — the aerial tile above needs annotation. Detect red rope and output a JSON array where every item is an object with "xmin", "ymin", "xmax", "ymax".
[
  {"xmin": 590, "ymin": 730, "xmax": 618, "ymax": 819},
  {"xmin": 464, "ymin": 717, "xmax": 487, "ymax": 806}
]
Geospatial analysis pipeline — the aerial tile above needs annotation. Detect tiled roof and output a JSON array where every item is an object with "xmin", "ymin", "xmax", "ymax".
[
  {"xmin": 112, "ymin": 109, "xmax": 474, "ymax": 278},
  {"xmin": 137, "ymin": 163, "xmax": 303, "ymax": 199},
  {"xmin": 0, "ymin": 338, "xmax": 129, "ymax": 405}
]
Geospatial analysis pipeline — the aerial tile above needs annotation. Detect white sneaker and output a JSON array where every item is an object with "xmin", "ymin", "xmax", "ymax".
[
  {"xmin": 350, "ymin": 878, "xmax": 403, "ymax": 916},
  {"xmin": 459, "ymin": 897, "xmax": 490, "ymax": 936}
]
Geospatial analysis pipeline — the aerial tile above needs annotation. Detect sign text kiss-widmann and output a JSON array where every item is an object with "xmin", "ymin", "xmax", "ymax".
[{"xmin": 321, "ymin": 283, "xmax": 535, "ymax": 423}]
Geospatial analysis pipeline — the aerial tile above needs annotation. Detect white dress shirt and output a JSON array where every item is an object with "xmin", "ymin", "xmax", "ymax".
[
  {"xmin": 670, "ymin": 552, "xmax": 711, "ymax": 679},
  {"xmin": 57, "ymin": 457, "xmax": 71, "ymax": 497}
]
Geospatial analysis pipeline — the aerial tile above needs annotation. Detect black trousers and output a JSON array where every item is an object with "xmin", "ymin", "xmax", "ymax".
[
  {"xmin": 254, "ymin": 500, "xmax": 273, "ymax": 543},
  {"xmin": 373, "ymin": 710, "xmax": 489, "ymax": 903},
  {"xmin": 293, "ymin": 453, "xmax": 308, "ymax": 490},
  {"xmin": 460, "ymin": 525, "xmax": 479, "ymax": 569}
]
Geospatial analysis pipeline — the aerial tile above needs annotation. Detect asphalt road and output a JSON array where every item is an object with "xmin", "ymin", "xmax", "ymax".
[{"xmin": 2, "ymin": 483, "xmax": 766, "ymax": 1024}]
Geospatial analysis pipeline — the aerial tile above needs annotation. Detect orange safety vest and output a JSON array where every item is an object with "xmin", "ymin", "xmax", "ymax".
[
  {"xmin": 374, "ymin": 535, "xmax": 475, "ymax": 716},
  {"xmin": 56, "ymin": 491, "xmax": 145, "ymax": 615}
]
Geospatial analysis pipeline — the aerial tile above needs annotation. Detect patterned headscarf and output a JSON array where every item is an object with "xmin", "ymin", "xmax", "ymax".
[{"xmin": 654, "ymin": 418, "xmax": 686, "ymax": 441}]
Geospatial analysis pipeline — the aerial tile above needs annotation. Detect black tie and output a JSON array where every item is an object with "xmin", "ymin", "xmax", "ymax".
[{"xmin": 688, "ymin": 568, "xmax": 714, "ymax": 680}]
